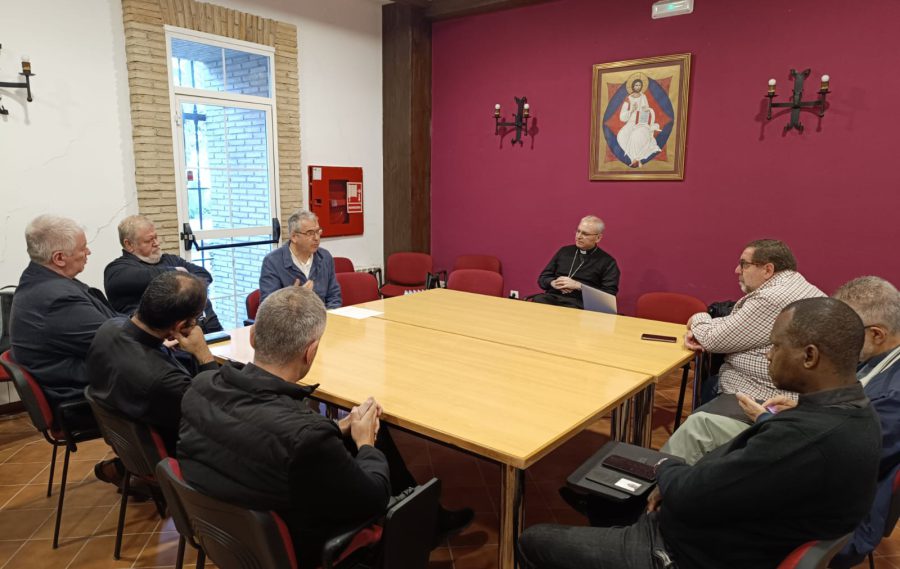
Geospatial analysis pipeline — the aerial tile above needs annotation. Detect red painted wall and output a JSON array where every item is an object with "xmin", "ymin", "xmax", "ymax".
[{"xmin": 431, "ymin": 0, "xmax": 900, "ymax": 314}]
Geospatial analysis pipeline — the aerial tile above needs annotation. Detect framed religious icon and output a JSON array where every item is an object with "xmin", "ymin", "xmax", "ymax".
[{"xmin": 589, "ymin": 53, "xmax": 691, "ymax": 181}]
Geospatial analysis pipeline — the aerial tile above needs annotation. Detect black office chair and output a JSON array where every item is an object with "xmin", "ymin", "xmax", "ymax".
[
  {"xmin": 0, "ymin": 350, "xmax": 101, "ymax": 548},
  {"xmin": 777, "ymin": 532, "xmax": 853, "ymax": 569},
  {"xmin": 84, "ymin": 388, "xmax": 168, "ymax": 560},
  {"xmin": 157, "ymin": 456, "xmax": 440, "ymax": 569}
]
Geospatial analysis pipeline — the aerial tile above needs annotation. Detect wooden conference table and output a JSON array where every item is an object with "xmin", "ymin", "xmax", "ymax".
[{"xmin": 212, "ymin": 289, "xmax": 691, "ymax": 569}]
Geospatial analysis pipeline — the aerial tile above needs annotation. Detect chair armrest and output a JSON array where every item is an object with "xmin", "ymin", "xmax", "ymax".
[{"xmin": 320, "ymin": 515, "xmax": 382, "ymax": 569}]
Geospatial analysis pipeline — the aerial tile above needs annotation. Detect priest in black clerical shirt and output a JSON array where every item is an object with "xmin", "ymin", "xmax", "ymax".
[
  {"xmin": 87, "ymin": 271, "xmax": 218, "ymax": 454},
  {"xmin": 532, "ymin": 215, "xmax": 620, "ymax": 309}
]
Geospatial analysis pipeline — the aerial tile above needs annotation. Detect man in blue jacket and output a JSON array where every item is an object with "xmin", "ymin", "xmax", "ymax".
[{"xmin": 259, "ymin": 209, "xmax": 341, "ymax": 308}]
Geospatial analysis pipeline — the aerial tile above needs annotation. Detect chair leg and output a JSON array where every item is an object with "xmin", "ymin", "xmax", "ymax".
[
  {"xmin": 869, "ymin": 552, "xmax": 875, "ymax": 569},
  {"xmin": 52, "ymin": 446, "xmax": 72, "ymax": 549},
  {"xmin": 47, "ymin": 444, "xmax": 58, "ymax": 497},
  {"xmin": 673, "ymin": 363, "xmax": 690, "ymax": 429},
  {"xmin": 196, "ymin": 547, "xmax": 206, "ymax": 569},
  {"xmin": 114, "ymin": 472, "xmax": 131, "ymax": 560},
  {"xmin": 175, "ymin": 535, "xmax": 185, "ymax": 569}
]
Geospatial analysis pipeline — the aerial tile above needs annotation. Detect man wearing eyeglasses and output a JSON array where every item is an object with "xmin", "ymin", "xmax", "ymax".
[
  {"xmin": 662, "ymin": 239, "xmax": 824, "ymax": 462},
  {"xmin": 532, "ymin": 215, "xmax": 620, "ymax": 309},
  {"xmin": 87, "ymin": 271, "xmax": 218, "ymax": 458},
  {"xmin": 259, "ymin": 209, "xmax": 342, "ymax": 308}
]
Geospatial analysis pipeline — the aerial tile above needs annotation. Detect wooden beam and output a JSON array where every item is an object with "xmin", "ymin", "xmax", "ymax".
[
  {"xmin": 382, "ymin": 3, "xmax": 432, "ymax": 259},
  {"xmin": 391, "ymin": 0, "xmax": 431, "ymax": 8},
  {"xmin": 425, "ymin": 0, "xmax": 558, "ymax": 20}
]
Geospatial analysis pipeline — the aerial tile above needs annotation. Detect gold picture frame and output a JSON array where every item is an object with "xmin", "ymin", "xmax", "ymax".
[{"xmin": 589, "ymin": 53, "xmax": 691, "ymax": 181}]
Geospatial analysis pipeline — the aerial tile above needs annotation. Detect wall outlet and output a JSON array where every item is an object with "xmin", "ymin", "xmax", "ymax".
[{"xmin": 509, "ymin": 290, "xmax": 520, "ymax": 299}]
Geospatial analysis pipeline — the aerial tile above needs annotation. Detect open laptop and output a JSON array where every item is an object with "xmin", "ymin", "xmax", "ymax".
[{"xmin": 581, "ymin": 284, "xmax": 617, "ymax": 315}]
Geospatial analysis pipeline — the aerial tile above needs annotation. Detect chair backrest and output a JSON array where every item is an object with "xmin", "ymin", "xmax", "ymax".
[
  {"xmin": 0, "ymin": 350, "xmax": 55, "ymax": 435},
  {"xmin": 84, "ymin": 388, "xmax": 168, "ymax": 478},
  {"xmin": 337, "ymin": 272, "xmax": 381, "ymax": 306},
  {"xmin": 884, "ymin": 466, "xmax": 900, "ymax": 538},
  {"xmin": 333, "ymin": 257, "xmax": 355, "ymax": 274},
  {"xmin": 156, "ymin": 457, "xmax": 298, "ymax": 569},
  {"xmin": 635, "ymin": 292, "xmax": 707, "ymax": 324},
  {"xmin": 379, "ymin": 478, "xmax": 441, "ymax": 569},
  {"xmin": 446, "ymin": 269, "xmax": 504, "ymax": 297},
  {"xmin": 0, "ymin": 286, "xmax": 14, "ymax": 353},
  {"xmin": 453, "ymin": 255, "xmax": 501, "ymax": 274},
  {"xmin": 245, "ymin": 289, "xmax": 261, "ymax": 321},
  {"xmin": 776, "ymin": 533, "xmax": 853, "ymax": 569},
  {"xmin": 386, "ymin": 253, "xmax": 433, "ymax": 286},
  {"xmin": 155, "ymin": 458, "xmax": 202, "ymax": 551}
]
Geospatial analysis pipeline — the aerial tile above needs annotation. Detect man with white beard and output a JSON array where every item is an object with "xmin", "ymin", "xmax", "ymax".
[{"xmin": 104, "ymin": 215, "xmax": 222, "ymax": 333}]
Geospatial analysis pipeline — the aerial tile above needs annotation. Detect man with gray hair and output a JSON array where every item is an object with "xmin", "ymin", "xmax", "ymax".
[
  {"xmin": 532, "ymin": 215, "xmax": 620, "ymax": 309},
  {"xmin": 258, "ymin": 209, "xmax": 341, "ymax": 307},
  {"xmin": 104, "ymin": 214, "xmax": 222, "ymax": 333},
  {"xmin": 10, "ymin": 214, "xmax": 118, "ymax": 407},
  {"xmin": 10, "ymin": 215, "xmax": 123, "ymax": 485},
  {"xmin": 177, "ymin": 287, "xmax": 471, "ymax": 568}
]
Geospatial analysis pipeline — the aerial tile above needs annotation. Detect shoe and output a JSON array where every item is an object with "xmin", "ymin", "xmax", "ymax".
[
  {"xmin": 433, "ymin": 506, "xmax": 474, "ymax": 546},
  {"xmin": 558, "ymin": 486, "xmax": 588, "ymax": 516},
  {"xmin": 94, "ymin": 458, "xmax": 125, "ymax": 487}
]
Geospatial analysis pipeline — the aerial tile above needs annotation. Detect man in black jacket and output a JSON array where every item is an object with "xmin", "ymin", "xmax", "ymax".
[
  {"xmin": 87, "ymin": 271, "xmax": 218, "ymax": 454},
  {"xmin": 10, "ymin": 215, "xmax": 123, "ymax": 484},
  {"xmin": 177, "ymin": 287, "xmax": 472, "ymax": 569},
  {"xmin": 10, "ymin": 215, "xmax": 119, "ymax": 407},
  {"xmin": 532, "ymin": 215, "xmax": 620, "ymax": 309},
  {"xmin": 518, "ymin": 297, "xmax": 881, "ymax": 569},
  {"xmin": 104, "ymin": 215, "xmax": 222, "ymax": 333}
]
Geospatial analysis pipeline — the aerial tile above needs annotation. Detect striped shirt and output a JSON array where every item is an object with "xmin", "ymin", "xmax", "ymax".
[{"xmin": 689, "ymin": 270, "xmax": 825, "ymax": 400}]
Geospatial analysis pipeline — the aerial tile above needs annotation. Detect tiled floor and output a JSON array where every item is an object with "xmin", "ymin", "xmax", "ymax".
[{"xmin": 0, "ymin": 370, "xmax": 895, "ymax": 568}]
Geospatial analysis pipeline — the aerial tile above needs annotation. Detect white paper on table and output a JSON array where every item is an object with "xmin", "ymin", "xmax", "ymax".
[{"xmin": 328, "ymin": 306, "xmax": 383, "ymax": 319}]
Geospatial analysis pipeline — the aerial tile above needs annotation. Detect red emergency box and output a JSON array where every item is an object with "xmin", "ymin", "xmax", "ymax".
[{"xmin": 308, "ymin": 165, "xmax": 364, "ymax": 237}]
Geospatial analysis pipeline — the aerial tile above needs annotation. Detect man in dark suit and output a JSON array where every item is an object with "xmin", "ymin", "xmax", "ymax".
[{"xmin": 10, "ymin": 214, "xmax": 122, "ymax": 483}]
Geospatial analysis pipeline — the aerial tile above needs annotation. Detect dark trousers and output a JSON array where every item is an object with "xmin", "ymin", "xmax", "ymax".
[
  {"xmin": 531, "ymin": 292, "xmax": 582, "ymax": 309},
  {"xmin": 518, "ymin": 512, "xmax": 675, "ymax": 569},
  {"xmin": 344, "ymin": 425, "xmax": 418, "ymax": 493}
]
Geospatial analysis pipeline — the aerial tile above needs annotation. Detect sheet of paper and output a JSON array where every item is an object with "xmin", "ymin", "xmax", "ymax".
[{"xmin": 328, "ymin": 306, "xmax": 383, "ymax": 319}]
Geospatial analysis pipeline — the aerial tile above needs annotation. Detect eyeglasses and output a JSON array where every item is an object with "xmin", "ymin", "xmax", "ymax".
[
  {"xmin": 296, "ymin": 228, "xmax": 324, "ymax": 238},
  {"xmin": 738, "ymin": 259, "xmax": 763, "ymax": 270},
  {"xmin": 575, "ymin": 230, "xmax": 599, "ymax": 237}
]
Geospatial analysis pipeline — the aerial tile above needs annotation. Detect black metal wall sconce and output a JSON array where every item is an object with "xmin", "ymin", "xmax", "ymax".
[
  {"xmin": 493, "ymin": 96, "xmax": 530, "ymax": 145},
  {"xmin": 765, "ymin": 69, "xmax": 829, "ymax": 133},
  {"xmin": 0, "ymin": 44, "xmax": 36, "ymax": 116}
]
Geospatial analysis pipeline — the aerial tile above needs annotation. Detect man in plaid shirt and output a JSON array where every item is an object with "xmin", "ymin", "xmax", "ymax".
[{"xmin": 663, "ymin": 239, "xmax": 825, "ymax": 463}]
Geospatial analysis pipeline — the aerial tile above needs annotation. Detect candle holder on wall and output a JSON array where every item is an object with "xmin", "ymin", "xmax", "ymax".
[
  {"xmin": 765, "ymin": 68, "xmax": 829, "ymax": 133},
  {"xmin": 0, "ymin": 44, "xmax": 37, "ymax": 117},
  {"xmin": 493, "ymin": 96, "xmax": 530, "ymax": 146}
]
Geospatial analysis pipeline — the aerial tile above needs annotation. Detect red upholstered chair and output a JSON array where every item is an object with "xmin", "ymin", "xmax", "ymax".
[
  {"xmin": 777, "ymin": 533, "xmax": 853, "ymax": 569},
  {"xmin": 635, "ymin": 292, "xmax": 708, "ymax": 428},
  {"xmin": 85, "ymin": 388, "xmax": 169, "ymax": 560},
  {"xmin": 244, "ymin": 289, "xmax": 261, "ymax": 326},
  {"xmin": 380, "ymin": 253, "xmax": 433, "ymax": 298},
  {"xmin": 0, "ymin": 351, "xmax": 101, "ymax": 548},
  {"xmin": 453, "ymin": 255, "xmax": 501, "ymax": 274},
  {"xmin": 337, "ymin": 272, "xmax": 381, "ymax": 307},
  {"xmin": 446, "ymin": 269, "xmax": 505, "ymax": 297},
  {"xmin": 334, "ymin": 257, "xmax": 355, "ymax": 273}
]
